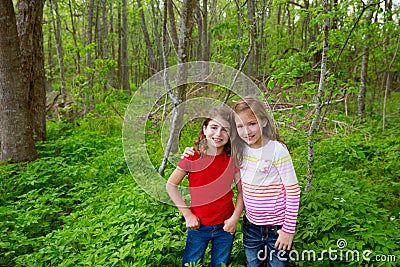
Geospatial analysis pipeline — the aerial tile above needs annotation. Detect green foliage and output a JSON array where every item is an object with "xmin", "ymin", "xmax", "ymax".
[
  {"xmin": 1, "ymin": 115, "xmax": 399, "ymax": 266},
  {"xmin": 290, "ymin": 120, "xmax": 399, "ymax": 266}
]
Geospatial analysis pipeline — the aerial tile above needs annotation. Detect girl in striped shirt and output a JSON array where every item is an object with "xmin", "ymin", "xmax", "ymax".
[{"xmin": 231, "ymin": 96, "xmax": 300, "ymax": 267}]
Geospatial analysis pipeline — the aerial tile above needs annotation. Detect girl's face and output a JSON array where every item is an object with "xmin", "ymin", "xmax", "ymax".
[
  {"xmin": 234, "ymin": 109, "xmax": 266, "ymax": 149},
  {"xmin": 202, "ymin": 116, "xmax": 230, "ymax": 154}
]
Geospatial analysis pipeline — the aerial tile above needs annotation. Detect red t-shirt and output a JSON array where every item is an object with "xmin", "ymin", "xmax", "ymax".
[{"xmin": 178, "ymin": 151, "xmax": 236, "ymax": 226}]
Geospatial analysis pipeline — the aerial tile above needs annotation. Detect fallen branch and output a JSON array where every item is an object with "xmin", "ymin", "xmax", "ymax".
[{"xmin": 273, "ymin": 98, "xmax": 345, "ymax": 111}]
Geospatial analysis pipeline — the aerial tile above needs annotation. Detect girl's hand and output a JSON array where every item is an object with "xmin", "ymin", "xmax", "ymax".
[
  {"xmin": 223, "ymin": 217, "xmax": 239, "ymax": 235},
  {"xmin": 185, "ymin": 213, "xmax": 201, "ymax": 230},
  {"xmin": 274, "ymin": 230, "xmax": 294, "ymax": 251},
  {"xmin": 182, "ymin": 147, "xmax": 195, "ymax": 158}
]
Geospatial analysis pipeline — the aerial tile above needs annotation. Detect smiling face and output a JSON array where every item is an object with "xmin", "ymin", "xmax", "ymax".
[
  {"xmin": 234, "ymin": 109, "xmax": 266, "ymax": 149},
  {"xmin": 202, "ymin": 116, "xmax": 231, "ymax": 154}
]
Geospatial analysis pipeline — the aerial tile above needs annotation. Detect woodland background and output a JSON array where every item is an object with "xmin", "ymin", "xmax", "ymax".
[{"xmin": 0, "ymin": 0, "xmax": 399, "ymax": 266}]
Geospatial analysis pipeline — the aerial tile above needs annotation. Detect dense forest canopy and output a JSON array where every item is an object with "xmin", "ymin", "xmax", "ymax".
[{"xmin": 39, "ymin": 0, "xmax": 399, "ymax": 105}]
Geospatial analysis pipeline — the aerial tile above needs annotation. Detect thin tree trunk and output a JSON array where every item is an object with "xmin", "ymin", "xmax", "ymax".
[
  {"xmin": 0, "ymin": 0, "xmax": 37, "ymax": 163},
  {"xmin": 159, "ymin": 0, "xmax": 195, "ymax": 176},
  {"xmin": 383, "ymin": 35, "xmax": 400, "ymax": 132},
  {"xmin": 47, "ymin": 18, "xmax": 53, "ymax": 92},
  {"xmin": 68, "ymin": 0, "xmax": 81, "ymax": 75},
  {"xmin": 117, "ymin": 0, "xmax": 122, "ymax": 89},
  {"xmin": 121, "ymin": 0, "xmax": 130, "ymax": 92},
  {"xmin": 358, "ymin": 0, "xmax": 373, "ymax": 117},
  {"xmin": 302, "ymin": 0, "xmax": 309, "ymax": 52},
  {"xmin": 150, "ymin": 0, "xmax": 163, "ymax": 70},
  {"xmin": 100, "ymin": 0, "xmax": 112, "ymax": 92},
  {"xmin": 247, "ymin": 0, "xmax": 256, "ymax": 76},
  {"xmin": 158, "ymin": 0, "xmax": 171, "ymax": 175},
  {"xmin": 236, "ymin": 0, "xmax": 244, "ymax": 67},
  {"xmin": 17, "ymin": 0, "xmax": 46, "ymax": 141},
  {"xmin": 85, "ymin": 0, "xmax": 95, "ymax": 114},
  {"xmin": 167, "ymin": 0, "xmax": 179, "ymax": 54},
  {"xmin": 383, "ymin": 0, "xmax": 395, "ymax": 103},
  {"xmin": 137, "ymin": 0, "xmax": 158, "ymax": 74},
  {"xmin": 101, "ymin": 0, "xmax": 108, "ymax": 59},
  {"xmin": 49, "ymin": 0, "xmax": 67, "ymax": 105},
  {"xmin": 306, "ymin": 0, "xmax": 329, "ymax": 193},
  {"xmin": 196, "ymin": 2, "xmax": 203, "ymax": 60},
  {"xmin": 202, "ymin": 0, "xmax": 209, "ymax": 61}
]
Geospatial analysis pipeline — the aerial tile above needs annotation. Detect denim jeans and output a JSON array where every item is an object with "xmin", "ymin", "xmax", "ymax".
[
  {"xmin": 182, "ymin": 224, "xmax": 234, "ymax": 267},
  {"xmin": 243, "ymin": 216, "xmax": 289, "ymax": 267}
]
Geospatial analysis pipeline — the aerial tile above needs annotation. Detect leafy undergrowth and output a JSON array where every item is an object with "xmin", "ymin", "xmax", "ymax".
[{"xmin": 1, "ymin": 117, "xmax": 399, "ymax": 266}]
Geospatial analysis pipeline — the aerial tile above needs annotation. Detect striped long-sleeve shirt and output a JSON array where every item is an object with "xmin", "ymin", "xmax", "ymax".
[{"xmin": 240, "ymin": 140, "xmax": 300, "ymax": 234}]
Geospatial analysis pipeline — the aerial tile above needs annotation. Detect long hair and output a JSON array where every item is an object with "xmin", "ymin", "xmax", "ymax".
[
  {"xmin": 194, "ymin": 106, "xmax": 233, "ymax": 157},
  {"xmin": 231, "ymin": 96, "xmax": 284, "ymax": 167}
]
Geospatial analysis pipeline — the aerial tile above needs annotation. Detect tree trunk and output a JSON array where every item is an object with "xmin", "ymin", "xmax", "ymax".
[
  {"xmin": 159, "ymin": 0, "xmax": 195, "ymax": 175},
  {"xmin": 167, "ymin": 0, "xmax": 179, "ymax": 53},
  {"xmin": 117, "ymin": 0, "xmax": 122, "ymax": 89},
  {"xmin": 383, "ymin": 35, "xmax": 399, "ymax": 132},
  {"xmin": 121, "ymin": 0, "xmax": 130, "ymax": 92},
  {"xmin": 201, "ymin": 0, "xmax": 209, "ymax": 61},
  {"xmin": 137, "ymin": 0, "xmax": 158, "ymax": 74},
  {"xmin": 196, "ymin": 3, "xmax": 203, "ymax": 60},
  {"xmin": 150, "ymin": 0, "xmax": 163, "ymax": 70},
  {"xmin": 358, "ymin": 0, "xmax": 373, "ymax": 117},
  {"xmin": 236, "ymin": 0, "xmax": 244, "ymax": 67},
  {"xmin": 100, "ymin": 0, "xmax": 109, "ymax": 60},
  {"xmin": 49, "ymin": 0, "xmax": 67, "ymax": 105},
  {"xmin": 383, "ymin": 0, "xmax": 395, "ymax": 104},
  {"xmin": 17, "ymin": 0, "xmax": 46, "ymax": 141},
  {"xmin": 0, "ymin": 0, "xmax": 37, "ymax": 163},
  {"xmin": 306, "ymin": 0, "xmax": 329, "ymax": 193},
  {"xmin": 84, "ymin": 0, "xmax": 95, "ymax": 114},
  {"xmin": 247, "ymin": 0, "xmax": 256, "ymax": 76},
  {"xmin": 67, "ymin": 0, "xmax": 81, "ymax": 75}
]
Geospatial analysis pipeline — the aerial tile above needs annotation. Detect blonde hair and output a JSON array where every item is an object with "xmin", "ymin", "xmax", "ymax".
[
  {"xmin": 194, "ymin": 106, "xmax": 233, "ymax": 157},
  {"xmin": 231, "ymin": 96, "xmax": 284, "ymax": 167}
]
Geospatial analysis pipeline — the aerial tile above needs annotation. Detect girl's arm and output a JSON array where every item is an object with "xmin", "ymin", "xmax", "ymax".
[
  {"xmin": 223, "ymin": 172, "xmax": 244, "ymax": 234},
  {"xmin": 274, "ymin": 144, "xmax": 300, "ymax": 250},
  {"xmin": 166, "ymin": 168, "xmax": 200, "ymax": 230}
]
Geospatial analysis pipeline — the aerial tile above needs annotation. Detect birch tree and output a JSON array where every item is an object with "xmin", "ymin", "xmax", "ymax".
[
  {"xmin": 159, "ymin": 0, "xmax": 195, "ymax": 175},
  {"xmin": 305, "ymin": 0, "xmax": 329, "ymax": 192}
]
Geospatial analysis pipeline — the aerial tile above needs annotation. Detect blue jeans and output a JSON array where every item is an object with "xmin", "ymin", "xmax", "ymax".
[
  {"xmin": 182, "ymin": 224, "xmax": 234, "ymax": 267},
  {"xmin": 243, "ymin": 216, "xmax": 289, "ymax": 267}
]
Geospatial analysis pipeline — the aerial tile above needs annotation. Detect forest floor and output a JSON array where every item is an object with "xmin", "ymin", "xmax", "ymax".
[{"xmin": 0, "ymin": 93, "xmax": 399, "ymax": 266}]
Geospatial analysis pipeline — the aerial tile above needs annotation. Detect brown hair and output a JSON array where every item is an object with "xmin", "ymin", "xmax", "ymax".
[
  {"xmin": 231, "ymin": 96, "xmax": 285, "ymax": 167},
  {"xmin": 194, "ymin": 106, "xmax": 233, "ymax": 157}
]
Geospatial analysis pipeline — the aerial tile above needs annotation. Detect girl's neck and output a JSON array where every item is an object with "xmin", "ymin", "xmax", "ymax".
[
  {"xmin": 205, "ymin": 146, "xmax": 224, "ymax": 156},
  {"xmin": 250, "ymin": 136, "xmax": 270, "ymax": 149}
]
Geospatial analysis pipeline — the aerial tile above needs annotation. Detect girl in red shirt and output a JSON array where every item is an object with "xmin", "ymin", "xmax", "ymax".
[{"xmin": 166, "ymin": 106, "xmax": 244, "ymax": 267}]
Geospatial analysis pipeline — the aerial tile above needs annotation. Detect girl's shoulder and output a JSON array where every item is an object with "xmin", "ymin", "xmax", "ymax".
[{"xmin": 269, "ymin": 140, "xmax": 290, "ymax": 154}]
